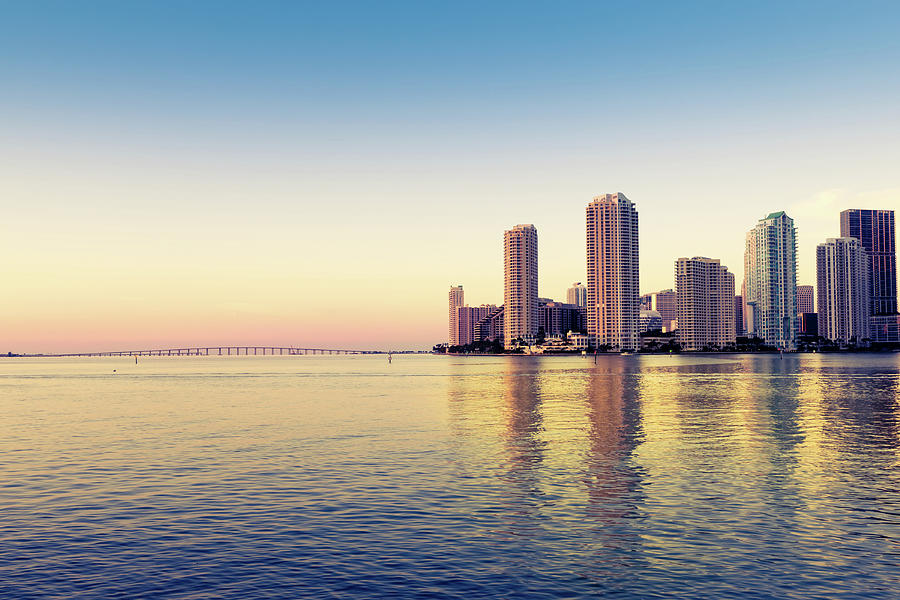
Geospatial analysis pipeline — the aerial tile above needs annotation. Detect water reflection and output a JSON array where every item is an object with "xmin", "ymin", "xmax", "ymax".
[
  {"xmin": 582, "ymin": 360, "xmax": 644, "ymax": 519},
  {"xmin": 4, "ymin": 355, "xmax": 900, "ymax": 598},
  {"xmin": 495, "ymin": 359, "xmax": 547, "ymax": 539},
  {"xmin": 580, "ymin": 359, "xmax": 647, "ymax": 581}
]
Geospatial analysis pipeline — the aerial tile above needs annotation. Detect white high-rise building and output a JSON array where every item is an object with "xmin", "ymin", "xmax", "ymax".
[
  {"xmin": 675, "ymin": 257, "xmax": 736, "ymax": 351},
  {"xmin": 503, "ymin": 224, "xmax": 538, "ymax": 348},
  {"xmin": 448, "ymin": 285, "xmax": 464, "ymax": 345},
  {"xmin": 816, "ymin": 237, "xmax": 870, "ymax": 344},
  {"xmin": 586, "ymin": 193, "xmax": 639, "ymax": 351},
  {"xmin": 566, "ymin": 282, "xmax": 586, "ymax": 307},
  {"xmin": 744, "ymin": 211, "xmax": 798, "ymax": 349}
]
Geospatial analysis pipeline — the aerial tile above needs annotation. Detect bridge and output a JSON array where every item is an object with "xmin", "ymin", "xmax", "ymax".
[{"xmin": 31, "ymin": 346, "xmax": 387, "ymax": 357}]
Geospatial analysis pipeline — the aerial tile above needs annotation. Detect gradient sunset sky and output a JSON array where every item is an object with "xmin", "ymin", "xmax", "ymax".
[{"xmin": 3, "ymin": 1, "xmax": 900, "ymax": 352}]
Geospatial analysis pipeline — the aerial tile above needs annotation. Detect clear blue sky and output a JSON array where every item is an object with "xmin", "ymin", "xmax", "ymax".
[{"xmin": 2, "ymin": 1, "xmax": 899, "ymax": 350}]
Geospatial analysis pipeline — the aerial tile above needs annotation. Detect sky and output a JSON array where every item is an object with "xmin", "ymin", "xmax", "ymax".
[{"xmin": 2, "ymin": 1, "xmax": 899, "ymax": 352}]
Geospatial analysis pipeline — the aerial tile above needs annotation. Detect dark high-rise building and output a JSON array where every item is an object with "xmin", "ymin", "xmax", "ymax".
[
  {"xmin": 734, "ymin": 295, "xmax": 744, "ymax": 336},
  {"xmin": 799, "ymin": 312, "xmax": 819, "ymax": 337},
  {"xmin": 540, "ymin": 302, "xmax": 585, "ymax": 336},
  {"xmin": 840, "ymin": 209, "xmax": 896, "ymax": 315}
]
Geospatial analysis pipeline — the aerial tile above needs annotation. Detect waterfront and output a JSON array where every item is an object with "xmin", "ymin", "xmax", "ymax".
[{"xmin": 1, "ymin": 354, "xmax": 899, "ymax": 598}]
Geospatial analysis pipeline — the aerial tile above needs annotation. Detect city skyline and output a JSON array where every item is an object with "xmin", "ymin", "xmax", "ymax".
[
  {"xmin": 450, "ymin": 200, "xmax": 898, "ymax": 351},
  {"xmin": 2, "ymin": 2, "xmax": 900, "ymax": 352}
]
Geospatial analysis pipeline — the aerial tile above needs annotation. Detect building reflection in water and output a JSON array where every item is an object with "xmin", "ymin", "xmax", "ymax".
[
  {"xmin": 493, "ymin": 357, "xmax": 548, "ymax": 539},
  {"xmin": 442, "ymin": 353, "xmax": 900, "ymax": 593},
  {"xmin": 444, "ymin": 356, "xmax": 650, "ymax": 557},
  {"xmin": 578, "ymin": 358, "xmax": 648, "ymax": 581}
]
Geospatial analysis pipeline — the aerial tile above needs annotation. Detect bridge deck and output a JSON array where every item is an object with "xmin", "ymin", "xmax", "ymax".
[{"xmin": 27, "ymin": 347, "xmax": 386, "ymax": 357}]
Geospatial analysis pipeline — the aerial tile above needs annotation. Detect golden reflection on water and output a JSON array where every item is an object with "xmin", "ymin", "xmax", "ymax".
[
  {"xmin": 444, "ymin": 354, "xmax": 900, "ymax": 574},
  {"xmin": 3, "ymin": 354, "xmax": 900, "ymax": 597}
]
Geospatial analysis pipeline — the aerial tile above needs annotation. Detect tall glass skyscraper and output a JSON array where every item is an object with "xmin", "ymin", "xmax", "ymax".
[
  {"xmin": 586, "ymin": 194, "xmax": 639, "ymax": 351},
  {"xmin": 744, "ymin": 211, "xmax": 798, "ymax": 349},
  {"xmin": 840, "ymin": 209, "xmax": 896, "ymax": 316}
]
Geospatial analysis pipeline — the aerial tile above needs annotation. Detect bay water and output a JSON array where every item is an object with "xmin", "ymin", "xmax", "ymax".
[{"xmin": 2, "ymin": 354, "xmax": 899, "ymax": 598}]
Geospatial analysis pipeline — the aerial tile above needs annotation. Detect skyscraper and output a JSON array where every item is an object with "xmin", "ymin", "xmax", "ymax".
[
  {"xmin": 734, "ymin": 295, "xmax": 744, "ymax": 337},
  {"xmin": 797, "ymin": 285, "xmax": 815, "ymax": 315},
  {"xmin": 586, "ymin": 193, "xmax": 639, "ymax": 351},
  {"xmin": 816, "ymin": 237, "xmax": 870, "ymax": 344},
  {"xmin": 744, "ymin": 211, "xmax": 798, "ymax": 349},
  {"xmin": 448, "ymin": 285, "xmax": 464, "ymax": 345},
  {"xmin": 675, "ymin": 257, "xmax": 735, "ymax": 351},
  {"xmin": 840, "ymin": 209, "xmax": 896, "ymax": 316},
  {"xmin": 503, "ymin": 224, "xmax": 538, "ymax": 348},
  {"xmin": 566, "ymin": 282, "xmax": 587, "ymax": 308}
]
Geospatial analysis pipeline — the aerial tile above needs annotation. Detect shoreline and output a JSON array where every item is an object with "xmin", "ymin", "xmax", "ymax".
[{"xmin": 437, "ymin": 349, "xmax": 900, "ymax": 357}]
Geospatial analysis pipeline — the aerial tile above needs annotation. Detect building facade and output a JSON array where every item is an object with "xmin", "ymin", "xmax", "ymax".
[
  {"xmin": 734, "ymin": 295, "xmax": 744, "ymax": 337},
  {"xmin": 448, "ymin": 285, "xmax": 464, "ymax": 345},
  {"xmin": 640, "ymin": 293, "xmax": 652, "ymax": 311},
  {"xmin": 840, "ymin": 209, "xmax": 896, "ymax": 316},
  {"xmin": 816, "ymin": 237, "xmax": 870, "ymax": 344},
  {"xmin": 567, "ymin": 282, "xmax": 587, "ymax": 308},
  {"xmin": 474, "ymin": 306, "xmax": 504, "ymax": 344},
  {"xmin": 639, "ymin": 310, "xmax": 663, "ymax": 333},
  {"xmin": 503, "ymin": 224, "xmax": 539, "ymax": 348},
  {"xmin": 744, "ymin": 211, "xmax": 798, "ymax": 349},
  {"xmin": 456, "ymin": 304, "xmax": 500, "ymax": 347},
  {"xmin": 649, "ymin": 289, "xmax": 677, "ymax": 332},
  {"xmin": 799, "ymin": 312, "xmax": 819, "ymax": 337},
  {"xmin": 870, "ymin": 315, "xmax": 900, "ymax": 343},
  {"xmin": 675, "ymin": 257, "xmax": 736, "ymax": 351},
  {"xmin": 797, "ymin": 285, "xmax": 814, "ymax": 314},
  {"xmin": 797, "ymin": 284, "xmax": 816, "ymax": 336},
  {"xmin": 541, "ymin": 302, "xmax": 585, "ymax": 336},
  {"xmin": 586, "ymin": 194, "xmax": 639, "ymax": 351}
]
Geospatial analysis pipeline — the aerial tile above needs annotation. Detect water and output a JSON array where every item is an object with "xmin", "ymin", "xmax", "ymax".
[{"xmin": 1, "ymin": 354, "xmax": 899, "ymax": 598}]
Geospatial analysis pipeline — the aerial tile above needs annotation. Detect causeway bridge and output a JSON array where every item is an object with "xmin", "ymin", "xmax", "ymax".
[{"xmin": 33, "ymin": 346, "xmax": 386, "ymax": 357}]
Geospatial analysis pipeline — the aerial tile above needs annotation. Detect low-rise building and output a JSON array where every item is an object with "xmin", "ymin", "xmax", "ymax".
[
  {"xmin": 456, "ymin": 304, "xmax": 499, "ymax": 346},
  {"xmin": 473, "ymin": 306, "xmax": 504, "ymax": 344},
  {"xmin": 567, "ymin": 332, "xmax": 590, "ymax": 350},
  {"xmin": 870, "ymin": 315, "xmax": 900, "ymax": 343},
  {"xmin": 541, "ymin": 302, "xmax": 585, "ymax": 336},
  {"xmin": 639, "ymin": 310, "xmax": 663, "ymax": 333}
]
